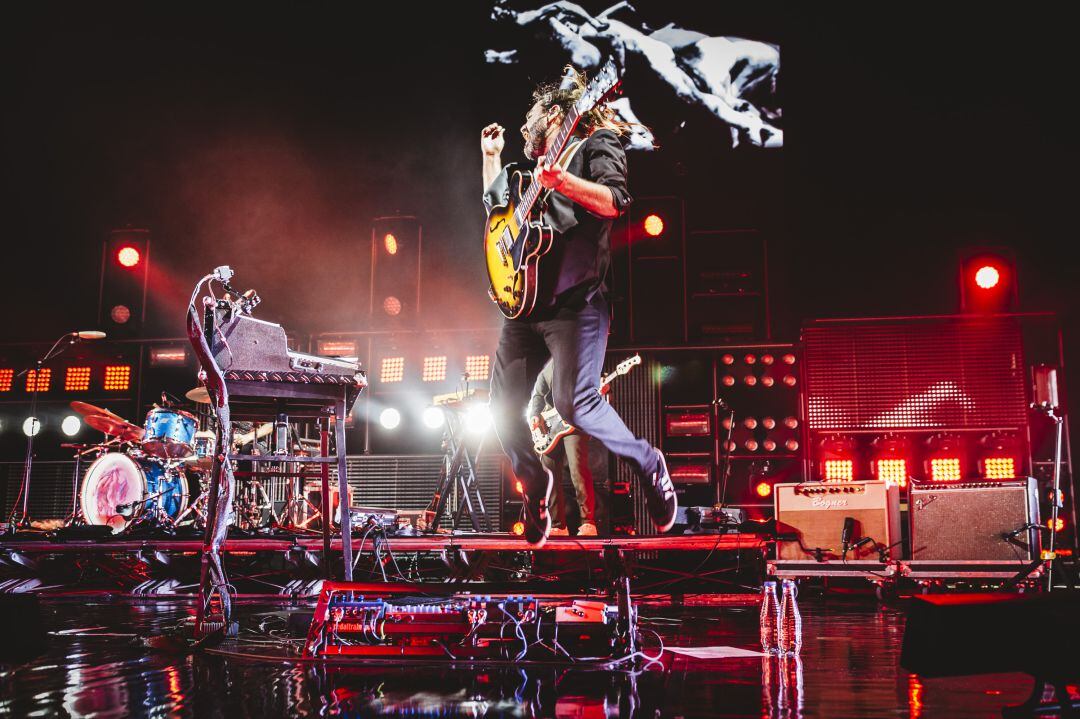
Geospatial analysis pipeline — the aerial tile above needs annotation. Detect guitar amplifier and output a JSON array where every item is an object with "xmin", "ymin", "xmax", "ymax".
[
  {"xmin": 909, "ymin": 479, "xmax": 1040, "ymax": 562},
  {"xmin": 775, "ymin": 481, "xmax": 901, "ymax": 561}
]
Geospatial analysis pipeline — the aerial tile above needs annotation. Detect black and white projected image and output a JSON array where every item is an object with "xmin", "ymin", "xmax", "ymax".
[{"xmin": 486, "ymin": 1, "xmax": 782, "ymax": 150}]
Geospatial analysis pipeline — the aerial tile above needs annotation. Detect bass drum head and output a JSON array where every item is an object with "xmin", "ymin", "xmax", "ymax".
[{"xmin": 80, "ymin": 453, "xmax": 147, "ymax": 533}]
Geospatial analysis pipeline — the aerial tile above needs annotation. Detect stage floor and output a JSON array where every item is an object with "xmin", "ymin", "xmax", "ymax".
[{"xmin": 0, "ymin": 595, "xmax": 1036, "ymax": 718}]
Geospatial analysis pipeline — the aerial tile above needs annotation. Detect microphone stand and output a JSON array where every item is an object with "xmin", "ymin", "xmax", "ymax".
[{"xmin": 12, "ymin": 333, "xmax": 87, "ymax": 530}]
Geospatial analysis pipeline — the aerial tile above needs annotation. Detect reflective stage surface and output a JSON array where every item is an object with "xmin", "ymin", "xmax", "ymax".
[{"xmin": 0, "ymin": 597, "xmax": 1037, "ymax": 718}]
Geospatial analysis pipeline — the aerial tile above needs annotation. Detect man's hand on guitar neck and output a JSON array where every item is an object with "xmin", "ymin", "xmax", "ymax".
[{"xmin": 536, "ymin": 154, "xmax": 619, "ymax": 219}]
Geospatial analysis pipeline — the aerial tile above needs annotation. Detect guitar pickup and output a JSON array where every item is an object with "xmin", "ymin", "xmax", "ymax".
[{"xmin": 496, "ymin": 240, "xmax": 508, "ymax": 264}]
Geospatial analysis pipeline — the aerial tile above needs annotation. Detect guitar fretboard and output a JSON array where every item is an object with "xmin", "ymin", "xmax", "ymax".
[{"xmin": 513, "ymin": 104, "xmax": 582, "ymax": 227}]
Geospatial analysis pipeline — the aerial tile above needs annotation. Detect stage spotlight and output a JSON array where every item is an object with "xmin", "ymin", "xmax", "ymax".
[
  {"xmin": 379, "ymin": 356, "xmax": 405, "ymax": 384},
  {"xmin": 382, "ymin": 296, "xmax": 402, "ymax": 316},
  {"xmin": 0, "ymin": 368, "xmax": 13, "ymax": 392},
  {"xmin": 974, "ymin": 265, "xmax": 1000, "ymax": 289},
  {"xmin": 870, "ymin": 434, "xmax": 911, "ymax": 488},
  {"xmin": 61, "ymin": 415, "xmax": 81, "ymax": 436},
  {"xmin": 924, "ymin": 433, "xmax": 964, "ymax": 482},
  {"xmin": 978, "ymin": 432, "xmax": 1021, "ymax": 480},
  {"xmin": 65, "ymin": 366, "xmax": 92, "ymax": 391},
  {"xmin": 110, "ymin": 304, "xmax": 131, "ymax": 324},
  {"xmin": 511, "ymin": 521, "xmax": 526, "ymax": 536},
  {"xmin": 755, "ymin": 481, "xmax": 773, "ymax": 498},
  {"xmin": 116, "ymin": 245, "xmax": 141, "ymax": 268},
  {"xmin": 23, "ymin": 417, "xmax": 41, "ymax": 437},
  {"xmin": 422, "ymin": 406, "xmax": 444, "ymax": 429},
  {"xmin": 422, "ymin": 356, "xmax": 448, "ymax": 383},
  {"xmin": 464, "ymin": 403, "xmax": 492, "ymax": 435},
  {"xmin": 383, "ymin": 233, "xmax": 398, "ymax": 255},
  {"xmin": 104, "ymin": 365, "xmax": 132, "ymax": 391},
  {"xmin": 464, "ymin": 354, "xmax": 491, "ymax": 381},
  {"xmin": 1049, "ymin": 517, "xmax": 1066, "ymax": 532},
  {"xmin": 643, "ymin": 214, "xmax": 664, "ymax": 237},
  {"xmin": 379, "ymin": 407, "xmax": 401, "ymax": 430},
  {"xmin": 818, "ymin": 435, "xmax": 857, "ymax": 482},
  {"xmin": 25, "ymin": 368, "xmax": 52, "ymax": 393}
]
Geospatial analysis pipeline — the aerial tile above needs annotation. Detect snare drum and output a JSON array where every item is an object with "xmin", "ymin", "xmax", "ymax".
[
  {"xmin": 190, "ymin": 430, "xmax": 217, "ymax": 472},
  {"xmin": 80, "ymin": 453, "xmax": 189, "ymax": 532},
  {"xmin": 142, "ymin": 408, "xmax": 197, "ymax": 459}
]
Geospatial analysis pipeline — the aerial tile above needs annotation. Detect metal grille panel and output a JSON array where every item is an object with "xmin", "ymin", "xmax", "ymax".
[
  {"xmin": 606, "ymin": 356, "xmax": 661, "ymax": 535},
  {"xmin": 803, "ymin": 318, "xmax": 1027, "ymax": 432}
]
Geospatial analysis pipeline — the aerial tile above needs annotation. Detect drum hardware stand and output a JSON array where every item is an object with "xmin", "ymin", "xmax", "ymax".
[
  {"xmin": 11, "ymin": 331, "xmax": 103, "ymax": 530},
  {"xmin": 425, "ymin": 377, "xmax": 491, "ymax": 534},
  {"xmin": 60, "ymin": 442, "xmax": 104, "ymax": 527}
]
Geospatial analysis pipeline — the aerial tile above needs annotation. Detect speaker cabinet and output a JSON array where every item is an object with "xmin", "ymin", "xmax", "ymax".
[
  {"xmin": 774, "ymin": 481, "xmax": 901, "ymax": 561},
  {"xmin": 909, "ymin": 479, "xmax": 1040, "ymax": 562}
]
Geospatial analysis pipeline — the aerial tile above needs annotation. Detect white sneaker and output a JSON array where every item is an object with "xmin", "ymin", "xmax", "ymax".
[{"xmin": 576, "ymin": 522, "xmax": 598, "ymax": 537}]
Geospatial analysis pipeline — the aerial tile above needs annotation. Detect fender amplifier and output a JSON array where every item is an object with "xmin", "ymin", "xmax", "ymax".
[
  {"xmin": 909, "ymin": 479, "xmax": 1040, "ymax": 562},
  {"xmin": 774, "ymin": 481, "xmax": 901, "ymax": 561}
]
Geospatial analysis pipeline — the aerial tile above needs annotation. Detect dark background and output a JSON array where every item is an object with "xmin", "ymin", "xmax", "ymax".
[{"xmin": 1, "ymin": 4, "xmax": 1073, "ymax": 354}]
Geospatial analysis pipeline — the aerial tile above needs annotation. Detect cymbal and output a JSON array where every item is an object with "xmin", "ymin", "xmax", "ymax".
[
  {"xmin": 185, "ymin": 386, "xmax": 210, "ymax": 404},
  {"xmin": 70, "ymin": 401, "xmax": 124, "ymax": 420},
  {"xmin": 84, "ymin": 414, "xmax": 146, "ymax": 442}
]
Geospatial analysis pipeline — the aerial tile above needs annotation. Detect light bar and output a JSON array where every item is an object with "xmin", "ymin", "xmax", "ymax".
[
  {"xmin": 64, "ymin": 367, "xmax": 92, "ymax": 392},
  {"xmin": 0, "ymin": 368, "xmax": 13, "ymax": 392},
  {"xmin": 982, "ymin": 457, "xmax": 1016, "ymax": 480},
  {"xmin": 874, "ymin": 458, "xmax": 908, "ymax": 488},
  {"xmin": 149, "ymin": 347, "xmax": 188, "ymax": 366},
  {"xmin": 103, "ymin": 365, "xmax": 132, "ymax": 391},
  {"xmin": 316, "ymin": 339, "xmax": 358, "ymax": 357},
  {"xmin": 929, "ymin": 458, "xmax": 962, "ymax": 482}
]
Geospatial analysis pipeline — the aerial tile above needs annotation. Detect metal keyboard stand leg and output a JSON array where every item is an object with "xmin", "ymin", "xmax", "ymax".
[{"xmin": 427, "ymin": 410, "xmax": 490, "ymax": 533}]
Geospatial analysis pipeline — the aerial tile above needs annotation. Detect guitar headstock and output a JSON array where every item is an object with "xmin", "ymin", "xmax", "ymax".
[
  {"xmin": 575, "ymin": 59, "xmax": 621, "ymax": 115},
  {"xmin": 614, "ymin": 353, "xmax": 641, "ymax": 376}
]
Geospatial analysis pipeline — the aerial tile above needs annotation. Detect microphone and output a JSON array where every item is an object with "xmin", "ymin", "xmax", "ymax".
[
  {"xmin": 841, "ymin": 516, "xmax": 855, "ymax": 554},
  {"xmin": 75, "ymin": 331, "xmax": 107, "ymax": 340}
]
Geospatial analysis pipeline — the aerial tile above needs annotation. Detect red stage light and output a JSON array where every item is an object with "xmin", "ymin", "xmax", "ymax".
[
  {"xmin": 103, "ymin": 365, "xmax": 131, "ymax": 391},
  {"xmin": 755, "ymin": 481, "xmax": 772, "ymax": 498},
  {"xmin": 384, "ymin": 233, "xmax": 398, "ymax": 255},
  {"xmin": 982, "ymin": 456, "xmax": 1016, "ymax": 480},
  {"xmin": 422, "ymin": 356, "xmax": 447, "ymax": 382},
  {"xmin": 382, "ymin": 296, "xmax": 402, "ymax": 316},
  {"xmin": 874, "ymin": 458, "xmax": 908, "ymax": 488},
  {"xmin": 514, "ymin": 480, "xmax": 524, "ymax": 495},
  {"xmin": 643, "ymin": 214, "xmax": 664, "ymax": 237},
  {"xmin": 974, "ymin": 265, "xmax": 1001, "ymax": 289},
  {"xmin": 65, "ymin": 366, "xmax": 92, "ymax": 392},
  {"xmin": 379, "ymin": 357, "xmax": 404, "ymax": 383},
  {"xmin": 823, "ymin": 459, "xmax": 854, "ymax": 482},
  {"xmin": 929, "ymin": 457, "xmax": 962, "ymax": 482},
  {"xmin": 0, "ymin": 368, "xmax": 13, "ymax": 392},
  {"xmin": 1049, "ymin": 517, "xmax": 1066, "ymax": 532},
  {"xmin": 511, "ymin": 521, "xmax": 526, "ymax": 536},
  {"xmin": 25, "ymin": 369, "xmax": 52, "ymax": 393},
  {"xmin": 117, "ymin": 246, "xmax": 141, "ymax": 268}
]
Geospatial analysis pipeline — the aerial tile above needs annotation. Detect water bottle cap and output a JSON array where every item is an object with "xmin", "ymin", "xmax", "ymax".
[{"xmin": 763, "ymin": 580, "xmax": 777, "ymax": 587}]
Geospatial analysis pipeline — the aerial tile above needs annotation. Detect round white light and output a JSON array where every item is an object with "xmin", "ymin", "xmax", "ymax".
[
  {"xmin": 61, "ymin": 415, "xmax": 81, "ymax": 437},
  {"xmin": 423, "ymin": 406, "xmax": 445, "ymax": 429},
  {"xmin": 379, "ymin": 407, "xmax": 401, "ymax": 430},
  {"xmin": 23, "ymin": 417, "xmax": 42, "ymax": 437},
  {"xmin": 463, "ymin": 404, "xmax": 493, "ymax": 435}
]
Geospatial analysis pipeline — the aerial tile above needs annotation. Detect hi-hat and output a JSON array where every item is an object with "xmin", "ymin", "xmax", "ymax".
[
  {"xmin": 185, "ymin": 386, "xmax": 211, "ymax": 404},
  {"xmin": 84, "ymin": 414, "xmax": 145, "ymax": 442}
]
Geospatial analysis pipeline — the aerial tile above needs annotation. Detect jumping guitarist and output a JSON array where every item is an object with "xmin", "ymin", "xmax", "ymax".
[{"xmin": 481, "ymin": 66, "xmax": 676, "ymax": 548}]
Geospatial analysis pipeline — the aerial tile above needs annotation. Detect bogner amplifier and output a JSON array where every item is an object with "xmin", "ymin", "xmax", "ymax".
[
  {"xmin": 774, "ymin": 481, "xmax": 901, "ymax": 561},
  {"xmin": 909, "ymin": 479, "xmax": 1040, "ymax": 562}
]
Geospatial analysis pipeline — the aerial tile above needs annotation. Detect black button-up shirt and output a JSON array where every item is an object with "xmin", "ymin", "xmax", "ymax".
[{"xmin": 484, "ymin": 129, "xmax": 633, "ymax": 315}]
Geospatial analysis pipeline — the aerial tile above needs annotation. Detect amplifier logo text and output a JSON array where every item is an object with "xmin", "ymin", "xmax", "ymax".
[{"xmin": 811, "ymin": 497, "xmax": 848, "ymax": 509}]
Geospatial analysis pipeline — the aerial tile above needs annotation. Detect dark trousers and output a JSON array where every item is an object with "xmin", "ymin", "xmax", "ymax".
[
  {"xmin": 542, "ymin": 433, "xmax": 595, "ymax": 528},
  {"xmin": 490, "ymin": 295, "xmax": 657, "ymax": 496}
]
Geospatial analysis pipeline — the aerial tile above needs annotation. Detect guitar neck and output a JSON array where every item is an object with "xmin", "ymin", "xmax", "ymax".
[{"xmin": 514, "ymin": 106, "xmax": 582, "ymax": 225}]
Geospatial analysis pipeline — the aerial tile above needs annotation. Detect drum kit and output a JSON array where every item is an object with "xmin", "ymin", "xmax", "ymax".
[{"xmin": 67, "ymin": 389, "xmax": 279, "ymax": 535}]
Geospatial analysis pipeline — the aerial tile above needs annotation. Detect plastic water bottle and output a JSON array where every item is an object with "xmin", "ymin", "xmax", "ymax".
[
  {"xmin": 779, "ymin": 578, "xmax": 803, "ymax": 655},
  {"xmin": 759, "ymin": 580, "xmax": 780, "ymax": 654}
]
